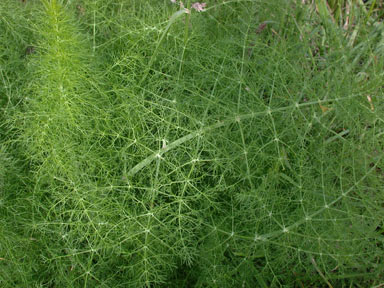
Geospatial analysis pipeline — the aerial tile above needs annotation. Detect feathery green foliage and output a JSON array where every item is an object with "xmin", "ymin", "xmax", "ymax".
[{"xmin": 1, "ymin": 0, "xmax": 383, "ymax": 287}]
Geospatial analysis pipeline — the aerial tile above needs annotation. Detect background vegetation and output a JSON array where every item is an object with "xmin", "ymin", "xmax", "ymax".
[{"xmin": 1, "ymin": 0, "xmax": 383, "ymax": 287}]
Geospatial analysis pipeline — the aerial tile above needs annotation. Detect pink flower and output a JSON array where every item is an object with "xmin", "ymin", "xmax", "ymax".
[{"xmin": 191, "ymin": 2, "xmax": 207, "ymax": 12}]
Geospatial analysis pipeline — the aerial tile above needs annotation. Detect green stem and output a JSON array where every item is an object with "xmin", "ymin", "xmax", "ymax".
[
  {"xmin": 184, "ymin": 0, "xmax": 191, "ymax": 45},
  {"xmin": 139, "ymin": 9, "xmax": 186, "ymax": 85}
]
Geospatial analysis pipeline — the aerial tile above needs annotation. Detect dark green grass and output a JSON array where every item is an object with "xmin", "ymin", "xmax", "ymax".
[{"xmin": 1, "ymin": 0, "xmax": 383, "ymax": 287}]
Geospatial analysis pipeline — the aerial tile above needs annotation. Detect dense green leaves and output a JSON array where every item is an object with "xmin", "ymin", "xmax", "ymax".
[{"xmin": 1, "ymin": 0, "xmax": 383, "ymax": 287}]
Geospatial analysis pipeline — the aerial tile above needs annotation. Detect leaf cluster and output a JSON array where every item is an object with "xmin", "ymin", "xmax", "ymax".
[{"xmin": 0, "ymin": 0, "xmax": 383, "ymax": 287}]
